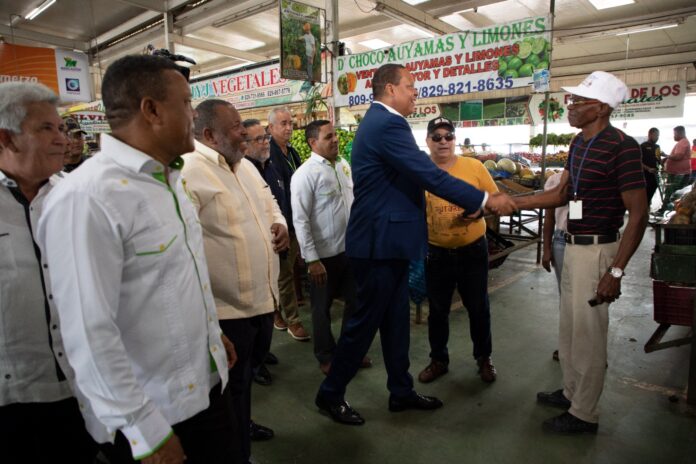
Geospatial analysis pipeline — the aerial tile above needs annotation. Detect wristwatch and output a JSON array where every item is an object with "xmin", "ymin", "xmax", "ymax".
[{"xmin": 608, "ymin": 267, "xmax": 624, "ymax": 278}]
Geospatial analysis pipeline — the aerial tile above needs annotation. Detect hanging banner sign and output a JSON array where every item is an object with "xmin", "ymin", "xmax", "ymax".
[
  {"xmin": 190, "ymin": 62, "xmax": 323, "ymax": 109},
  {"xmin": 528, "ymin": 81, "xmax": 686, "ymax": 125},
  {"xmin": 67, "ymin": 110, "xmax": 110, "ymax": 134},
  {"xmin": 0, "ymin": 43, "xmax": 92, "ymax": 103},
  {"xmin": 279, "ymin": 0, "xmax": 323, "ymax": 82},
  {"xmin": 334, "ymin": 15, "xmax": 551, "ymax": 108}
]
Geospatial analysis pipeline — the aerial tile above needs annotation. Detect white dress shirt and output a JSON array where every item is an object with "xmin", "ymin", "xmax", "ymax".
[
  {"xmin": 37, "ymin": 134, "xmax": 228, "ymax": 459},
  {"xmin": 182, "ymin": 141, "xmax": 285, "ymax": 320},
  {"xmin": 291, "ymin": 152, "xmax": 354, "ymax": 262},
  {"xmin": 0, "ymin": 170, "xmax": 108, "ymax": 441}
]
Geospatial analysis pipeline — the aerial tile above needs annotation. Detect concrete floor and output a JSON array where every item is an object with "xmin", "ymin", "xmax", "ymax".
[{"xmin": 250, "ymin": 231, "xmax": 696, "ymax": 464}]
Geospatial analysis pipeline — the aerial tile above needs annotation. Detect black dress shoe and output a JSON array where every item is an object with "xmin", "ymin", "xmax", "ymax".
[
  {"xmin": 537, "ymin": 389, "xmax": 571, "ymax": 409},
  {"xmin": 250, "ymin": 421, "xmax": 274, "ymax": 441},
  {"xmin": 315, "ymin": 393, "xmax": 365, "ymax": 425},
  {"xmin": 264, "ymin": 352, "xmax": 279, "ymax": 365},
  {"xmin": 542, "ymin": 412, "xmax": 598, "ymax": 434},
  {"xmin": 253, "ymin": 364, "xmax": 272, "ymax": 386},
  {"xmin": 388, "ymin": 392, "xmax": 443, "ymax": 412}
]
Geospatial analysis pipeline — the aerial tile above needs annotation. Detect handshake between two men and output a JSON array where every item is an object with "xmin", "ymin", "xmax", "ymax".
[{"xmin": 484, "ymin": 192, "xmax": 519, "ymax": 216}]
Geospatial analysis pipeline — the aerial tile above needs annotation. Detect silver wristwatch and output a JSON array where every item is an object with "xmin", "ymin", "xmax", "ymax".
[{"xmin": 608, "ymin": 267, "xmax": 624, "ymax": 278}]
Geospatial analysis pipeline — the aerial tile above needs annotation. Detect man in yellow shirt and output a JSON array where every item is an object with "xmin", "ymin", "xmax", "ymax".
[{"xmin": 418, "ymin": 117, "xmax": 499, "ymax": 384}]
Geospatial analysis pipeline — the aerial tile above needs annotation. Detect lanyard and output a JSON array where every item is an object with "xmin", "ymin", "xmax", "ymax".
[
  {"xmin": 283, "ymin": 146, "xmax": 297, "ymax": 171},
  {"xmin": 569, "ymin": 134, "xmax": 598, "ymax": 200}
]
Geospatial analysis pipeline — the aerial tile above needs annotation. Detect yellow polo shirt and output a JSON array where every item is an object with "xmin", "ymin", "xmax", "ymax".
[{"xmin": 426, "ymin": 156, "xmax": 498, "ymax": 248}]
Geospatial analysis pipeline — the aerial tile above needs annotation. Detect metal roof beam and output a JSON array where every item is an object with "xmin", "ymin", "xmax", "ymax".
[
  {"xmin": 0, "ymin": 24, "xmax": 89, "ymax": 50},
  {"xmin": 175, "ymin": 0, "xmax": 276, "ymax": 36},
  {"xmin": 111, "ymin": 0, "xmax": 167, "ymax": 13},
  {"xmin": 372, "ymin": 0, "xmax": 457, "ymax": 35},
  {"xmin": 170, "ymin": 34, "xmax": 268, "ymax": 62}
]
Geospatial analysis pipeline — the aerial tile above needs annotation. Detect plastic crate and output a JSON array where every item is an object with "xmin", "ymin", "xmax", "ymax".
[
  {"xmin": 653, "ymin": 280, "xmax": 695, "ymax": 326},
  {"xmin": 650, "ymin": 253, "xmax": 696, "ymax": 284},
  {"xmin": 663, "ymin": 225, "xmax": 696, "ymax": 246},
  {"xmin": 487, "ymin": 228, "xmax": 515, "ymax": 269}
]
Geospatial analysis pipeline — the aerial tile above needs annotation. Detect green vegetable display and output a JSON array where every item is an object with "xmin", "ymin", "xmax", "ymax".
[{"xmin": 290, "ymin": 128, "xmax": 356, "ymax": 164}]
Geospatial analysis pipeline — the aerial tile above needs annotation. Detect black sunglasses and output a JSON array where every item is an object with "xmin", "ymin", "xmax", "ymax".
[{"xmin": 430, "ymin": 132, "xmax": 455, "ymax": 142}]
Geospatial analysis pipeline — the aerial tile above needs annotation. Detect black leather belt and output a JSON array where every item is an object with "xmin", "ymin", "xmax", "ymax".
[{"xmin": 564, "ymin": 233, "xmax": 620, "ymax": 245}]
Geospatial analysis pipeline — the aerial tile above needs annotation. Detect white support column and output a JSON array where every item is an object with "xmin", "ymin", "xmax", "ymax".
[{"xmin": 326, "ymin": 0, "xmax": 339, "ymax": 125}]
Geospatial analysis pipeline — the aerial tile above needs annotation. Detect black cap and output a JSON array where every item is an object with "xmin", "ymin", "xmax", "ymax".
[
  {"xmin": 427, "ymin": 117, "xmax": 454, "ymax": 134},
  {"xmin": 63, "ymin": 116, "xmax": 86, "ymax": 135}
]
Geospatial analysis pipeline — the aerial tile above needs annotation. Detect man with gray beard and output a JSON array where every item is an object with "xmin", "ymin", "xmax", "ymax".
[{"xmin": 182, "ymin": 100, "xmax": 289, "ymax": 464}]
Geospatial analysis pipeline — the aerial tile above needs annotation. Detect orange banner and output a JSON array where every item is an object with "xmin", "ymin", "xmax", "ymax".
[{"xmin": 0, "ymin": 43, "xmax": 59, "ymax": 93}]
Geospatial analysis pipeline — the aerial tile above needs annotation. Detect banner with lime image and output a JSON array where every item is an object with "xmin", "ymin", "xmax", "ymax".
[
  {"xmin": 497, "ymin": 36, "xmax": 549, "ymax": 80},
  {"xmin": 333, "ymin": 15, "xmax": 551, "ymax": 107}
]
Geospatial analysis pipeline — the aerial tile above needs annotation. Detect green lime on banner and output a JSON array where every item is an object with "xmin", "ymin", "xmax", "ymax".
[
  {"xmin": 532, "ymin": 37, "xmax": 547, "ymax": 55},
  {"xmin": 498, "ymin": 58, "xmax": 508, "ymax": 74},
  {"xmin": 517, "ymin": 41, "xmax": 533, "ymax": 59},
  {"xmin": 505, "ymin": 69, "xmax": 519, "ymax": 79},
  {"xmin": 525, "ymin": 54, "xmax": 540, "ymax": 67},
  {"xmin": 518, "ymin": 63, "xmax": 534, "ymax": 77},
  {"xmin": 507, "ymin": 56, "xmax": 522, "ymax": 71},
  {"xmin": 535, "ymin": 61, "xmax": 549, "ymax": 70}
]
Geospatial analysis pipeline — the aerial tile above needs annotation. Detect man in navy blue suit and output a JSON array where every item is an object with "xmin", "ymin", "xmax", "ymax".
[{"xmin": 315, "ymin": 64, "xmax": 517, "ymax": 425}]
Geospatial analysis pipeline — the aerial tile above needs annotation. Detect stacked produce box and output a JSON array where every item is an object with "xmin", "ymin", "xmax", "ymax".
[{"xmin": 651, "ymin": 188, "xmax": 696, "ymax": 326}]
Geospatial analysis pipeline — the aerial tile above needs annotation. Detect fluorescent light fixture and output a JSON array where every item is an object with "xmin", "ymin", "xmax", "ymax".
[
  {"xmin": 359, "ymin": 39, "xmax": 393, "ymax": 50},
  {"xmin": 615, "ymin": 23, "xmax": 678, "ymax": 35},
  {"xmin": 403, "ymin": 0, "xmax": 428, "ymax": 4},
  {"xmin": 26, "ymin": 0, "xmax": 56, "ymax": 20},
  {"xmin": 374, "ymin": 2, "xmax": 446, "ymax": 36},
  {"xmin": 556, "ymin": 17, "xmax": 684, "ymax": 43},
  {"xmin": 588, "ymin": 0, "xmax": 634, "ymax": 9}
]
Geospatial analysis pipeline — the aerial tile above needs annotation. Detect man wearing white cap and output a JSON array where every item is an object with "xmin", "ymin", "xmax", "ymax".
[{"xmin": 514, "ymin": 71, "xmax": 647, "ymax": 434}]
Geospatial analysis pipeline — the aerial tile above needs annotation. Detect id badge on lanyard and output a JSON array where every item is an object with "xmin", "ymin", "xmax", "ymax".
[{"xmin": 569, "ymin": 134, "xmax": 598, "ymax": 221}]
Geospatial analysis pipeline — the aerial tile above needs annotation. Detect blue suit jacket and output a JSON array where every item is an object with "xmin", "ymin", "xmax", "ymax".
[{"xmin": 346, "ymin": 103, "xmax": 486, "ymax": 261}]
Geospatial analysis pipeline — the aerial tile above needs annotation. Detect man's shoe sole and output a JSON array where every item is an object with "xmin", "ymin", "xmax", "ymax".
[
  {"xmin": 288, "ymin": 331, "xmax": 311, "ymax": 341},
  {"xmin": 542, "ymin": 421, "xmax": 598, "ymax": 435}
]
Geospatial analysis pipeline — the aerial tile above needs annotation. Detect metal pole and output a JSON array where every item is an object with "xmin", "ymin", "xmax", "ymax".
[
  {"xmin": 329, "ymin": 0, "xmax": 340, "ymax": 125},
  {"xmin": 537, "ymin": 0, "xmax": 555, "ymax": 264}
]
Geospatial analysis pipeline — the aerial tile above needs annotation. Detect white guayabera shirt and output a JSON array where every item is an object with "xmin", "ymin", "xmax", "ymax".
[
  {"xmin": 37, "ymin": 134, "xmax": 228, "ymax": 459},
  {"xmin": 291, "ymin": 152, "xmax": 354, "ymax": 262}
]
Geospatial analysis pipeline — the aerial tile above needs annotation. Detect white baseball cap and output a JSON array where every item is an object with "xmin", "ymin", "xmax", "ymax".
[{"xmin": 561, "ymin": 71, "xmax": 628, "ymax": 108}]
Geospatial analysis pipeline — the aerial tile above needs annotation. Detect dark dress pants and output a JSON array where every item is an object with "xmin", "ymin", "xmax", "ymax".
[
  {"xmin": 310, "ymin": 252, "xmax": 357, "ymax": 364},
  {"xmin": 644, "ymin": 172, "xmax": 658, "ymax": 207},
  {"xmin": 219, "ymin": 313, "xmax": 273, "ymax": 464},
  {"xmin": 101, "ymin": 382, "xmax": 239, "ymax": 464},
  {"xmin": 1, "ymin": 397, "xmax": 99, "ymax": 463},
  {"xmin": 319, "ymin": 258, "xmax": 413, "ymax": 402},
  {"xmin": 425, "ymin": 237, "xmax": 492, "ymax": 363}
]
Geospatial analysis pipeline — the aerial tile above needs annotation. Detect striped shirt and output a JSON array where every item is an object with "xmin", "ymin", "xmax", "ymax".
[{"xmin": 564, "ymin": 125, "xmax": 645, "ymax": 235}]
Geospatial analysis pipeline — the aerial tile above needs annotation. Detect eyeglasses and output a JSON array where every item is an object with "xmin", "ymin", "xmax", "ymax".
[
  {"xmin": 567, "ymin": 98, "xmax": 601, "ymax": 107},
  {"xmin": 246, "ymin": 135, "xmax": 272, "ymax": 144},
  {"xmin": 430, "ymin": 132, "xmax": 455, "ymax": 142}
]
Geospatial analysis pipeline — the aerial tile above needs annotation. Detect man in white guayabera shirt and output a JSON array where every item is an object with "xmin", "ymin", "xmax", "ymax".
[
  {"xmin": 0, "ymin": 82, "xmax": 106, "ymax": 463},
  {"xmin": 291, "ymin": 120, "xmax": 372, "ymax": 376},
  {"xmin": 38, "ymin": 55, "xmax": 238, "ymax": 464}
]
